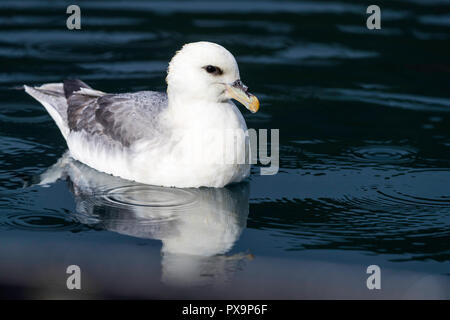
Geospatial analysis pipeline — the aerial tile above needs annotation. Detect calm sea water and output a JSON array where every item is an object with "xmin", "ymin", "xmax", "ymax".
[{"xmin": 0, "ymin": 0, "xmax": 449, "ymax": 299}]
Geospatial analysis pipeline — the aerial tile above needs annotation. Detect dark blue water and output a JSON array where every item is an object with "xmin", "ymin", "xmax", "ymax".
[{"xmin": 0, "ymin": 0, "xmax": 449, "ymax": 299}]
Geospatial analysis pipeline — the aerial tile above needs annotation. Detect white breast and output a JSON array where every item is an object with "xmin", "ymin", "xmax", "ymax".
[{"xmin": 67, "ymin": 101, "xmax": 250, "ymax": 188}]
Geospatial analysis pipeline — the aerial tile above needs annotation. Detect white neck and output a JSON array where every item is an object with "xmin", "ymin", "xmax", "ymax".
[{"xmin": 164, "ymin": 91, "xmax": 246, "ymax": 132}]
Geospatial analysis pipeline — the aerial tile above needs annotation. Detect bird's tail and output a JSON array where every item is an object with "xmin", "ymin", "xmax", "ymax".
[{"xmin": 24, "ymin": 83, "xmax": 70, "ymax": 139}]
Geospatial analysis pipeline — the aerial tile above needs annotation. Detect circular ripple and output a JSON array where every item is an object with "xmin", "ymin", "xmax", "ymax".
[
  {"xmin": 0, "ymin": 212, "xmax": 83, "ymax": 231},
  {"xmin": 377, "ymin": 170, "xmax": 450, "ymax": 207},
  {"xmin": 102, "ymin": 185, "xmax": 198, "ymax": 208},
  {"xmin": 348, "ymin": 145, "xmax": 416, "ymax": 164}
]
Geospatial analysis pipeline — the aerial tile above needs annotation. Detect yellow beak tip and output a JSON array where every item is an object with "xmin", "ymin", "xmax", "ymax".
[
  {"xmin": 249, "ymin": 96, "xmax": 260, "ymax": 113},
  {"xmin": 226, "ymin": 83, "xmax": 260, "ymax": 113}
]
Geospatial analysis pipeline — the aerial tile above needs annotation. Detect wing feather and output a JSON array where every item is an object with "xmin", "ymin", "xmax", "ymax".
[{"xmin": 66, "ymin": 88, "xmax": 168, "ymax": 148}]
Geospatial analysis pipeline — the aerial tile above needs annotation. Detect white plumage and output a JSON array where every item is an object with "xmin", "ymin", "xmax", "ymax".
[{"xmin": 24, "ymin": 42, "xmax": 260, "ymax": 188}]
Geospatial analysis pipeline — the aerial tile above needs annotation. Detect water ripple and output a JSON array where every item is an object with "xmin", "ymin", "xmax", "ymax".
[
  {"xmin": 102, "ymin": 185, "xmax": 198, "ymax": 209},
  {"xmin": 378, "ymin": 170, "xmax": 450, "ymax": 207},
  {"xmin": 348, "ymin": 145, "xmax": 417, "ymax": 164},
  {"xmin": 0, "ymin": 211, "xmax": 83, "ymax": 232},
  {"xmin": 0, "ymin": 136, "xmax": 49, "ymax": 155}
]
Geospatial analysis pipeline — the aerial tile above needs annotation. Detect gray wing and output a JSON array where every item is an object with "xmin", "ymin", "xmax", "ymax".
[{"xmin": 66, "ymin": 82, "xmax": 168, "ymax": 148}]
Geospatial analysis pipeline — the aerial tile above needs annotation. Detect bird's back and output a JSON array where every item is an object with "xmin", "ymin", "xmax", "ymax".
[{"xmin": 24, "ymin": 80, "xmax": 168, "ymax": 147}]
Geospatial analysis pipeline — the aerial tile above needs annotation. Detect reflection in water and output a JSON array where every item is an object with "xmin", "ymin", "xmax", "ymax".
[{"xmin": 39, "ymin": 153, "xmax": 251, "ymax": 287}]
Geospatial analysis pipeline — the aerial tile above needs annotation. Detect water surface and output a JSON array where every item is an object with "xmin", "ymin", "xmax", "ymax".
[{"xmin": 0, "ymin": 0, "xmax": 449, "ymax": 299}]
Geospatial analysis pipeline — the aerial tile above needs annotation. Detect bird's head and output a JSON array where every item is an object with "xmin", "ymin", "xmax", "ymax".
[{"xmin": 166, "ymin": 41, "xmax": 259, "ymax": 113}]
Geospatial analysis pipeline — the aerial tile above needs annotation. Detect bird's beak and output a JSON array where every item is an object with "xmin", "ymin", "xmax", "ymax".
[{"xmin": 226, "ymin": 80, "xmax": 259, "ymax": 113}]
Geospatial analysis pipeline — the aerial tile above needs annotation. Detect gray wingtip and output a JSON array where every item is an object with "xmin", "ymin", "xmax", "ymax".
[
  {"xmin": 23, "ymin": 84, "xmax": 36, "ymax": 96},
  {"xmin": 23, "ymin": 85, "xmax": 44, "ymax": 98}
]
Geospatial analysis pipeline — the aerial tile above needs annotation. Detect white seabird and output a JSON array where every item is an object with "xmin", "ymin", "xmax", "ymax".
[{"xmin": 24, "ymin": 41, "xmax": 260, "ymax": 188}]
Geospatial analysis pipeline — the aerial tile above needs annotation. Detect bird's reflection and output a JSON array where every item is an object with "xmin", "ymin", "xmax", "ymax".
[{"xmin": 38, "ymin": 153, "xmax": 252, "ymax": 287}]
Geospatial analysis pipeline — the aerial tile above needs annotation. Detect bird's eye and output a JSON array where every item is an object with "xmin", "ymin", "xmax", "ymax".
[
  {"xmin": 206, "ymin": 65, "xmax": 216, "ymax": 73},
  {"xmin": 204, "ymin": 65, "xmax": 223, "ymax": 75}
]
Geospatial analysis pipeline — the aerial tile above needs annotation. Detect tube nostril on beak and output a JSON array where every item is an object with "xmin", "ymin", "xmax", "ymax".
[{"xmin": 232, "ymin": 80, "xmax": 249, "ymax": 94}]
